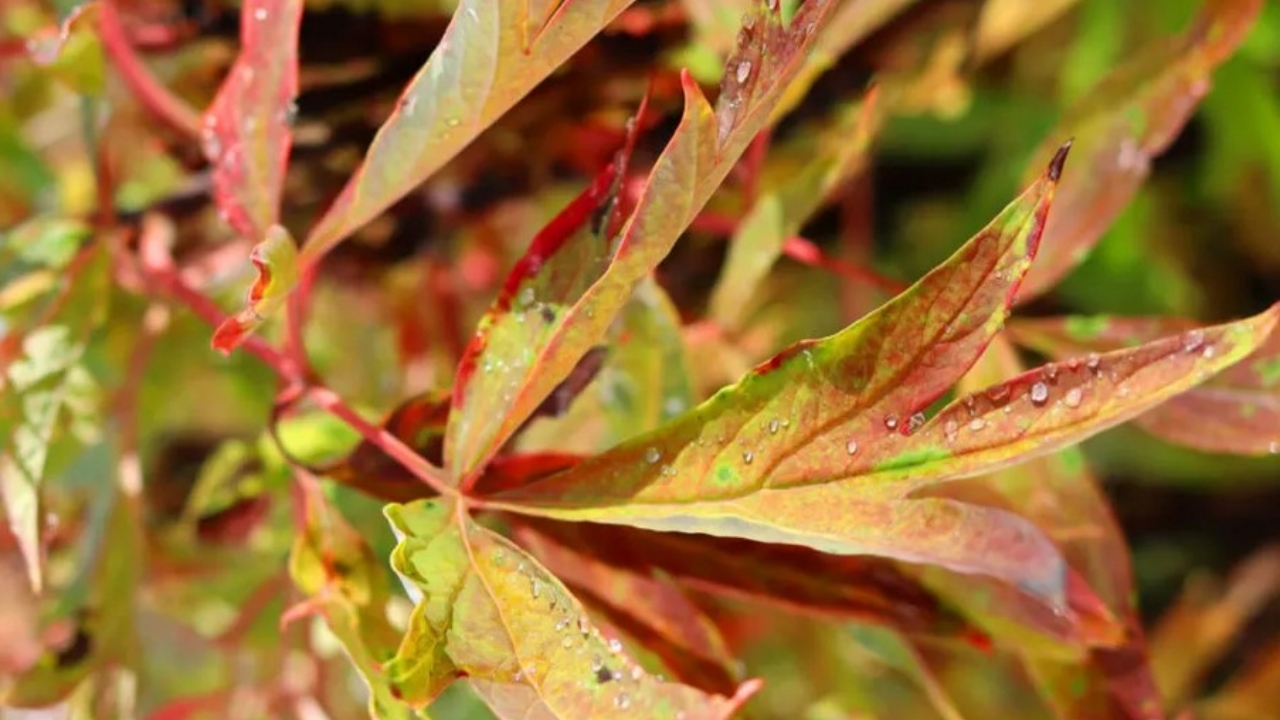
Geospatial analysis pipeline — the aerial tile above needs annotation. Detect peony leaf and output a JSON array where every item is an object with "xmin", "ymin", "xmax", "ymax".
[
  {"xmin": 211, "ymin": 225, "xmax": 299, "ymax": 354},
  {"xmin": 383, "ymin": 499, "xmax": 758, "ymax": 719},
  {"xmin": 446, "ymin": 0, "xmax": 842, "ymax": 482}
]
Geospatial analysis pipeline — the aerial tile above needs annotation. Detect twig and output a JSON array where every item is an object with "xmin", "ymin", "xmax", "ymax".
[{"xmin": 98, "ymin": 0, "xmax": 202, "ymax": 139}]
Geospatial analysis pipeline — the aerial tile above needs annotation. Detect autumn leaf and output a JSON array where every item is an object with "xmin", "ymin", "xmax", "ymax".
[
  {"xmin": 480, "ymin": 146, "xmax": 1069, "ymax": 595},
  {"xmin": 200, "ymin": 0, "xmax": 302, "ymax": 241},
  {"xmin": 446, "ymin": 0, "xmax": 842, "ymax": 481},
  {"xmin": 1009, "ymin": 314, "xmax": 1280, "ymax": 456},
  {"xmin": 300, "ymin": 0, "xmax": 641, "ymax": 261},
  {"xmin": 383, "ymin": 499, "xmax": 758, "ymax": 718},
  {"xmin": 486, "ymin": 152, "xmax": 1279, "ymax": 607},
  {"xmin": 1015, "ymin": 0, "xmax": 1264, "ymax": 302}
]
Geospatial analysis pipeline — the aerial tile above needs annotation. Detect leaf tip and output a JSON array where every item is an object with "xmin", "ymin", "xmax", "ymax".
[{"xmin": 1048, "ymin": 138, "xmax": 1073, "ymax": 182}]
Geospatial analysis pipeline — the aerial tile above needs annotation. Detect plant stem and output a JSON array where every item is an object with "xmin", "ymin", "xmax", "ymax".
[{"xmin": 98, "ymin": 0, "xmax": 202, "ymax": 139}]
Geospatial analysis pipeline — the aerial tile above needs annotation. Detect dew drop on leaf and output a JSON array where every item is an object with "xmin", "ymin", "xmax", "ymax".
[
  {"xmin": 743, "ymin": 450, "xmax": 754, "ymax": 464},
  {"xmin": 736, "ymin": 60, "xmax": 752, "ymax": 84},
  {"xmin": 554, "ymin": 617, "xmax": 568, "ymax": 632},
  {"xmin": 969, "ymin": 418, "xmax": 986, "ymax": 432},
  {"xmin": 562, "ymin": 636, "xmax": 574, "ymax": 649},
  {"xmin": 530, "ymin": 578, "xmax": 541, "ymax": 598},
  {"xmin": 1064, "ymin": 387, "xmax": 1083, "ymax": 408},
  {"xmin": 1182, "ymin": 330, "xmax": 1205, "ymax": 353},
  {"xmin": 644, "ymin": 447, "xmax": 661, "ymax": 465},
  {"xmin": 907, "ymin": 412, "xmax": 926, "ymax": 433},
  {"xmin": 1030, "ymin": 382, "xmax": 1049, "ymax": 406},
  {"xmin": 608, "ymin": 638, "xmax": 623, "ymax": 653},
  {"xmin": 884, "ymin": 415, "xmax": 899, "ymax": 431},
  {"xmin": 1086, "ymin": 353, "xmax": 1102, "ymax": 373},
  {"xmin": 1202, "ymin": 345, "xmax": 1216, "ymax": 359},
  {"xmin": 944, "ymin": 419, "xmax": 959, "ymax": 442},
  {"xmin": 577, "ymin": 615, "xmax": 590, "ymax": 636},
  {"xmin": 614, "ymin": 693, "xmax": 632, "ymax": 710},
  {"xmin": 768, "ymin": 418, "xmax": 780, "ymax": 434},
  {"xmin": 845, "ymin": 439, "xmax": 858, "ymax": 455}
]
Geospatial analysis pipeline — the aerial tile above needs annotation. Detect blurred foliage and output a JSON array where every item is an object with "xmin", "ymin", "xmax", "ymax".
[{"xmin": 1, "ymin": 0, "xmax": 1280, "ymax": 719}]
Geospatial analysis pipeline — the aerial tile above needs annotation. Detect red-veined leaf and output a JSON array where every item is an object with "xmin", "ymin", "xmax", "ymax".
[
  {"xmin": 446, "ymin": 0, "xmax": 842, "ymax": 482},
  {"xmin": 481, "ymin": 147, "xmax": 1069, "ymax": 596},
  {"xmin": 300, "ymin": 0, "xmax": 640, "ymax": 261},
  {"xmin": 487, "ymin": 173, "xmax": 1279, "ymax": 609},
  {"xmin": 1009, "ymin": 314, "xmax": 1280, "ymax": 456},
  {"xmin": 383, "ymin": 499, "xmax": 758, "ymax": 719},
  {"xmin": 1015, "ymin": 0, "xmax": 1263, "ymax": 302},
  {"xmin": 200, "ymin": 0, "xmax": 301, "ymax": 241},
  {"xmin": 319, "ymin": 390, "xmax": 450, "ymax": 502}
]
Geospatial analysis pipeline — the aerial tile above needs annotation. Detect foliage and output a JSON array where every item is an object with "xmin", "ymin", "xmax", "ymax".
[{"xmin": 2, "ymin": 0, "xmax": 1280, "ymax": 718}]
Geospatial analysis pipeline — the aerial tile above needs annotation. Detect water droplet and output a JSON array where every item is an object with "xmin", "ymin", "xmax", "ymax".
[
  {"xmin": 554, "ymin": 618, "xmax": 568, "ymax": 632},
  {"xmin": 1118, "ymin": 384, "xmax": 1131, "ymax": 398},
  {"xmin": 517, "ymin": 561, "xmax": 526, "ymax": 573},
  {"xmin": 614, "ymin": 693, "xmax": 632, "ymax": 710},
  {"xmin": 1045, "ymin": 365, "xmax": 1059, "ymax": 382},
  {"xmin": 530, "ymin": 578, "xmax": 541, "ymax": 598},
  {"xmin": 884, "ymin": 415, "xmax": 899, "ymax": 431},
  {"xmin": 660, "ymin": 464, "xmax": 674, "ymax": 478},
  {"xmin": 1064, "ymin": 387, "xmax": 1083, "ymax": 408},
  {"xmin": 253, "ymin": 7, "xmax": 267, "ymax": 20},
  {"xmin": 400, "ymin": 95, "xmax": 417, "ymax": 116},
  {"xmin": 969, "ymin": 418, "xmax": 986, "ymax": 432},
  {"xmin": 630, "ymin": 666, "xmax": 643, "ymax": 681},
  {"xmin": 590, "ymin": 656, "xmax": 605, "ymax": 673},
  {"xmin": 987, "ymin": 384, "xmax": 1011, "ymax": 403},
  {"xmin": 742, "ymin": 450, "xmax": 754, "ymax": 464},
  {"xmin": 1182, "ymin": 330, "xmax": 1205, "ymax": 354},
  {"xmin": 845, "ymin": 439, "xmax": 859, "ymax": 455},
  {"xmin": 768, "ymin": 418, "xmax": 780, "ymax": 434},
  {"xmin": 562, "ymin": 637, "xmax": 574, "ymax": 649},
  {"xmin": 963, "ymin": 396, "xmax": 978, "ymax": 416},
  {"xmin": 644, "ymin": 447, "xmax": 661, "ymax": 465},
  {"xmin": 780, "ymin": 418, "xmax": 790, "ymax": 428},
  {"xmin": 767, "ymin": 0, "xmax": 779, "ymax": 10},
  {"xmin": 1202, "ymin": 345, "xmax": 1216, "ymax": 359},
  {"xmin": 1030, "ymin": 382, "xmax": 1049, "ymax": 406},
  {"xmin": 445, "ymin": 117, "xmax": 460, "ymax": 128},
  {"xmin": 943, "ymin": 419, "xmax": 959, "ymax": 442},
  {"xmin": 518, "ymin": 286, "xmax": 536, "ymax": 308},
  {"xmin": 1086, "ymin": 354, "xmax": 1102, "ymax": 373},
  {"xmin": 608, "ymin": 638, "xmax": 623, "ymax": 653},
  {"xmin": 735, "ymin": 60, "xmax": 752, "ymax": 84},
  {"xmin": 907, "ymin": 412, "xmax": 926, "ymax": 433}
]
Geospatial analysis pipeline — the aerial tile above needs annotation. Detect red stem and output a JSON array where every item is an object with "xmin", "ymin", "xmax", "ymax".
[{"xmin": 98, "ymin": 0, "xmax": 202, "ymax": 139}]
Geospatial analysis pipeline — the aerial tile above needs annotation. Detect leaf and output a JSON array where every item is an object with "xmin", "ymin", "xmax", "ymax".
[
  {"xmin": 709, "ymin": 93, "xmax": 881, "ymax": 331},
  {"xmin": 1, "ymin": 246, "xmax": 108, "ymax": 592},
  {"xmin": 490, "ymin": 191, "xmax": 1279, "ymax": 607},
  {"xmin": 210, "ymin": 225, "xmax": 299, "ymax": 354},
  {"xmin": 320, "ymin": 390, "xmax": 451, "ymax": 502},
  {"xmin": 510, "ymin": 520, "xmax": 742, "ymax": 693},
  {"xmin": 1196, "ymin": 635, "xmax": 1280, "ymax": 720},
  {"xmin": 512, "ymin": 518, "xmax": 955, "ymax": 635},
  {"xmin": 200, "ymin": 0, "xmax": 303, "ymax": 242},
  {"xmin": 446, "ymin": 0, "xmax": 843, "ymax": 481},
  {"xmin": 1015, "ymin": 0, "xmax": 1264, "ymax": 302},
  {"xmin": 1009, "ymin": 314, "xmax": 1280, "ymax": 456},
  {"xmin": 301, "ymin": 0, "xmax": 640, "ymax": 260},
  {"xmin": 383, "ymin": 499, "xmax": 758, "ymax": 719},
  {"xmin": 973, "ymin": 0, "xmax": 1082, "ymax": 61},
  {"xmin": 483, "ymin": 147, "xmax": 1070, "ymax": 596},
  {"xmin": 288, "ymin": 485, "xmax": 413, "ymax": 720}
]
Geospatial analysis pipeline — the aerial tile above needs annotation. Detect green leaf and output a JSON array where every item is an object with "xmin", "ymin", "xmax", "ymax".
[
  {"xmin": 384, "ymin": 499, "xmax": 757, "ymax": 719},
  {"xmin": 1016, "ymin": 0, "xmax": 1264, "ymax": 301},
  {"xmin": 211, "ymin": 225, "xmax": 299, "ymax": 353},
  {"xmin": 200, "ymin": 0, "xmax": 303, "ymax": 242},
  {"xmin": 1010, "ymin": 314, "xmax": 1280, "ymax": 456},
  {"xmin": 446, "ymin": 0, "xmax": 843, "ymax": 481},
  {"xmin": 300, "ymin": 0, "xmax": 640, "ymax": 261},
  {"xmin": 483, "ymin": 149, "xmax": 1069, "ymax": 598}
]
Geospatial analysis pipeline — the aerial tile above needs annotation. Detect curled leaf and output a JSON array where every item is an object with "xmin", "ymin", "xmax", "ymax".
[{"xmin": 211, "ymin": 225, "xmax": 299, "ymax": 354}]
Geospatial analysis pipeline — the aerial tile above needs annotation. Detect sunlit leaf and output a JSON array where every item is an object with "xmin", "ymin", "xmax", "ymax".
[
  {"xmin": 301, "ymin": 0, "xmax": 642, "ymax": 260},
  {"xmin": 200, "ymin": 0, "xmax": 303, "ymax": 242},
  {"xmin": 1009, "ymin": 314, "xmax": 1280, "ymax": 456},
  {"xmin": 973, "ymin": 0, "xmax": 1082, "ymax": 62},
  {"xmin": 446, "ymin": 0, "xmax": 843, "ymax": 481},
  {"xmin": 384, "ymin": 499, "xmax": 758, "ymax": 718},
  {"xmin": 1016, "ymin": 0, "xmax": 1264, "ymax": 301}
]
